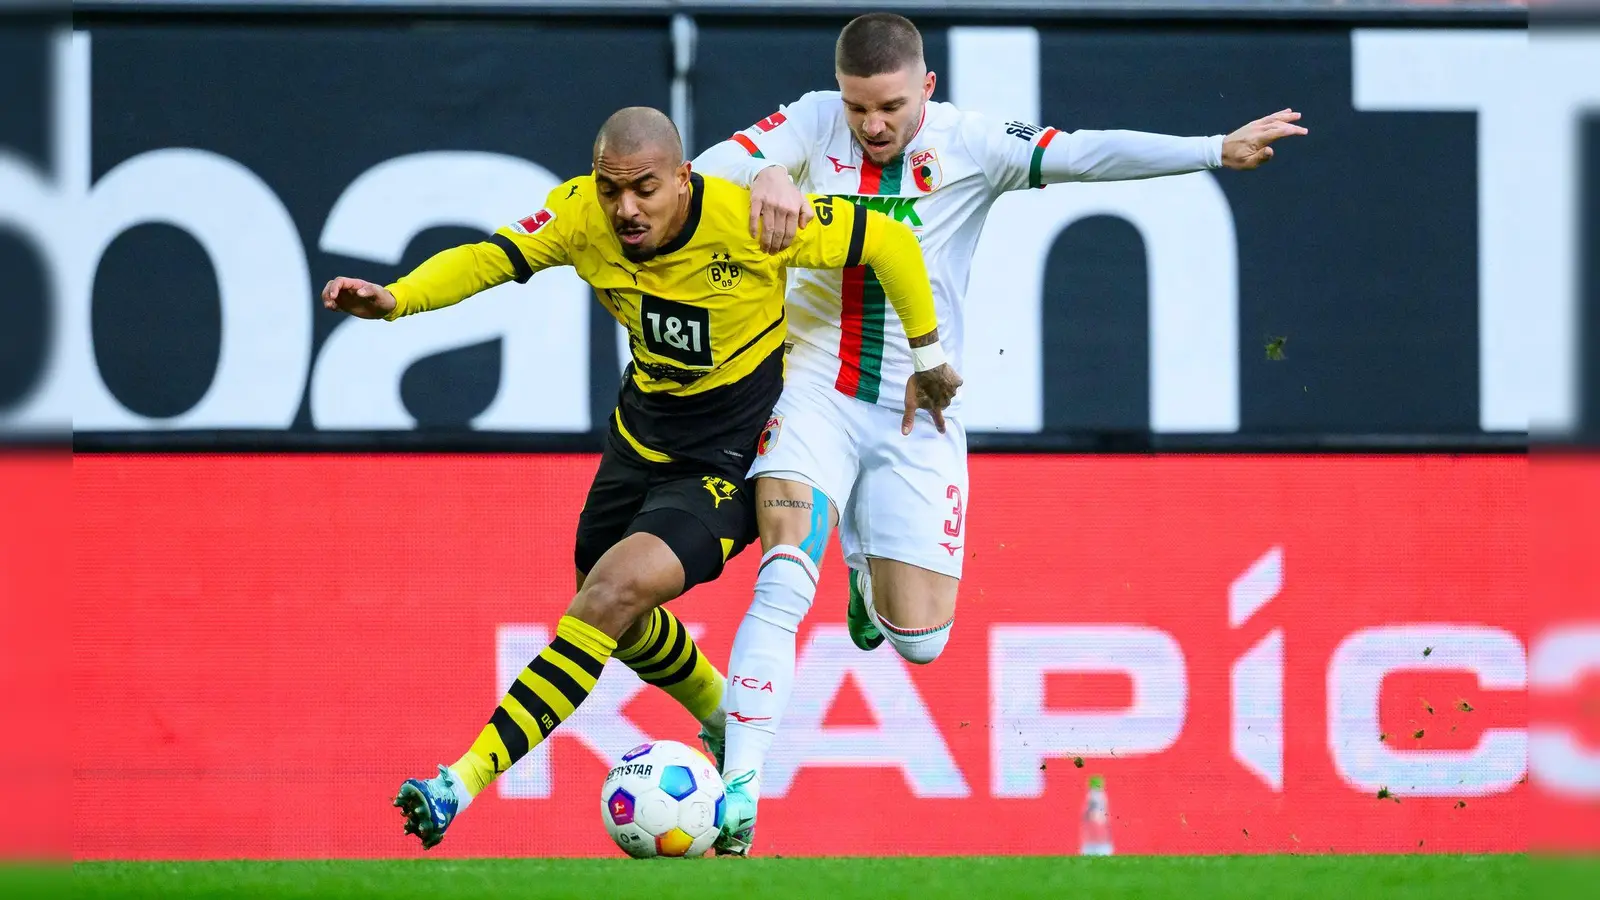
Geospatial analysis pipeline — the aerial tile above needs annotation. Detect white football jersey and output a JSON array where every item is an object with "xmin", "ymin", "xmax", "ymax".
[{"xmin": 694, "ymin": 91, "xmax": 1221, "ymax": 416}]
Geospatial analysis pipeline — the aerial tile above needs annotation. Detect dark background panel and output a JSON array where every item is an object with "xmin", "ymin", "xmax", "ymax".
[
  {"xmin": 87, "ymin": 21, "xmax": 672, "ymax": 430},
  {"xmin": 0, "ymin": 229, "xmax": 49, "ymax": 413},
  {"xmin": 0, "ymin": 24, "xmax": 54, "ymax": 415},
  {"xmin": 91, "ymin": 224, "xmax": 220, "ymax": 419},
  {"xmin": 0, "ymin": 24, "xmax": 51, "ymax": 173},
  {"xmin": 1031, "ymin": 26, "xmax": 1479, "ymax": 434},
  {"xmin": 1583, "ymin": 112, "xmax": 1599, "ymax": 439},
  {"xmin": 1042, "ymin": 216, "xmax": 1149, "ymax": 432}
]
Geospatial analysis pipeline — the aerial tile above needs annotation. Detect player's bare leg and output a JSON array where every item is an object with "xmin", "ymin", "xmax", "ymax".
[
  {"xmin": 714, "ymin": 475, "xmax": 837, "ymax": 855},
  {"xmin": 850, "ymin": 557, "xmax": 957, "ymax": 664},
  {"xmin": 396, "ymin": 535, "xmax": 684, "ymax": 850}
]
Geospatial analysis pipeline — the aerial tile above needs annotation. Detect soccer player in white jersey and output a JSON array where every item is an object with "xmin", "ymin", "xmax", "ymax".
[{"xmin": 691, "ymin": 13, "xmax": 1307, "ymax": 854}]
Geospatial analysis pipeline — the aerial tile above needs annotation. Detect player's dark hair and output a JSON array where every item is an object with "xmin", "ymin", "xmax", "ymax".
[
  {"xmin": 594, "ymin": 106, "xmax": 684, "ymax": 163},
  {"xmin": 835, "ymin": 13, "xmax": 925, "ymax": 78}
]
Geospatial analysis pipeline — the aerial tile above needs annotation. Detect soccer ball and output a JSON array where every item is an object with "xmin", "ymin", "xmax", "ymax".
[{"xmin": 600, "ymin": 739, "xmax": 725, "ymax": 859}]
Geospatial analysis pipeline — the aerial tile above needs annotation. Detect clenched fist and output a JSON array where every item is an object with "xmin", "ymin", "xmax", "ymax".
[{"xmin": 321, "ymin": 277, "xmax": 397, "ymax": 319}]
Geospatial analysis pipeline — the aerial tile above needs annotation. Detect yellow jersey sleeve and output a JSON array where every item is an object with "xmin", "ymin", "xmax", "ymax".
[
  {"xmin": 384, "ymin": 179, "xmax": 585, "ymax": 320},
  {"xmin": 781, "ymin": 196, "xmax": 939, "ymax": 341}
]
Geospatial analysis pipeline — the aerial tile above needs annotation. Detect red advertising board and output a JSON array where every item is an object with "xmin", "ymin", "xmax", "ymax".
[{"xmin": 72, "ymin": 454, "xmax": 1544, "ymax": 860}]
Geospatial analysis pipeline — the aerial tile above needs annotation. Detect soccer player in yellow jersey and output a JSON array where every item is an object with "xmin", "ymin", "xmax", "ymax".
[{"xmin": 321, "ymin": 107, "xmax": 962, "ymax": 850}]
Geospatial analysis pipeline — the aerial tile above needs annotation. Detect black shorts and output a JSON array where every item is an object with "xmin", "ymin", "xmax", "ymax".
[{"xmin": 573, "ymin": 446, "xmax": 758, "ymax": 592}]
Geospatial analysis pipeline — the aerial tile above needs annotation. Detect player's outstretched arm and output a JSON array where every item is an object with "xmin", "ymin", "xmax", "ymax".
[
  {"xmin": 324, "ymin": 186, "xmax": 578, "ymax": 321},
  {"xmin": 984, "ymin": 109, "xmax": 1307, "ymax": 190},
  {"xmin": 327, "ymin": 242, "xmax": 521, "ymax": 321}
]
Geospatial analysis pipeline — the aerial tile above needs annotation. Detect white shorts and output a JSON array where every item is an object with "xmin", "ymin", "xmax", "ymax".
[{"xmin": 748, "ymin": 380, "xmax": 968, "ymax": 579}]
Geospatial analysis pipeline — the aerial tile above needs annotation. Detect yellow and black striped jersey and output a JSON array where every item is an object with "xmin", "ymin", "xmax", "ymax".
[{"xmin": 382, "ymin": 171, "xmax": 936, "ymax": 468}]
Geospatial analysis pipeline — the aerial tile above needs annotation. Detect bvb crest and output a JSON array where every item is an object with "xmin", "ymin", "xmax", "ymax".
[{"xmin": 707, "ymin": 251, "xmax": 742, "ymax": 291}]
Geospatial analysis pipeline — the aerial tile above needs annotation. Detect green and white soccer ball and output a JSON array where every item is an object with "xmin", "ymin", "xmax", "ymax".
[{"xmin": 601, "ymin": 739, "xmax": 725, "ymax": 858}]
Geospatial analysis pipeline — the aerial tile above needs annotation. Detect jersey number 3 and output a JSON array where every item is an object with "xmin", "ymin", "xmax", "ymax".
[{"xmin": 641, "ymin": 294, "xmax": 713, "ymax": 368}]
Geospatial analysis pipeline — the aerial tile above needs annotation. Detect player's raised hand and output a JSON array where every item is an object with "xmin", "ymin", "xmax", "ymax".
[
  {"xmin": 749, "ymin": 165, "xmax": 813, "ymax": 255},
  {"xmin": 321, "ymin": 276, "xmax": 397, "ymax": 319},
  {"xmin": 904, "ymin": 364, "xmax": 964, "ymax": 436},
  {"xmin": 1222, "ymin": 109, "xmax": 1308, "ymax": 170}
]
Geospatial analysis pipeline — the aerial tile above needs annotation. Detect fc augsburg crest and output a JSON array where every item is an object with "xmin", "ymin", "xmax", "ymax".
[
  {"xmin": 910, "ymin": 148, "xmax": 942, "ymax": 192},
  {"xmin": 707, "ymin": 251, "xmax": 742, "ymax": 291}
]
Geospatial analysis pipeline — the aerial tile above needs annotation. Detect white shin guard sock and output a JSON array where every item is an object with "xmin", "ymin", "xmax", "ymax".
[
  {"xmin": 878, "ymin": 615, "xmax": 954, "ymax": 664},
  {"xmin": 723, "ymin": 546, "xmax": 820, "ymax": 792},
  {"xmin": 858, "ymin": 570, "xmax": 954, "ymax": 665}
]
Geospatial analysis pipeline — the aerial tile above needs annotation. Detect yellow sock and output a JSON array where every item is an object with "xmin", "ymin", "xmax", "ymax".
[
  {"xmin": 451, "ymin": 615, "xmax": 615, "ymax": 797},
  {"xmin": 615, "ymin": 606, "xmax": 725, "ymax": 724}
]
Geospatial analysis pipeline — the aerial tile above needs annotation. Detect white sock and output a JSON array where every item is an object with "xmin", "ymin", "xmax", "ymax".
[
  {"xmin": 859, "ymin": 570, "xmax": 954, "ymax": 665},
  {"xmin": 723, "ymin": 545, "xmax": 820, "ymax": 795},
  {"xmin": 877, "ymin": 613, "xmax": 954, "ymax": 665}
]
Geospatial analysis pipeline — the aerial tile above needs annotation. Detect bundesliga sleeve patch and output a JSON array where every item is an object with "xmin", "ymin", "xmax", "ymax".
[
  {"xmin": 752, "ymin": 111, "xmax": 787, "ymax": 133},
  {"xmin": 511, "ymin": 208, "xmax": 555, "ymax": 235}
]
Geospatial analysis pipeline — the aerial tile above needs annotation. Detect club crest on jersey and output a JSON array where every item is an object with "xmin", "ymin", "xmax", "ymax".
[
  {"xmin": 757, "ymin": 415, "xmax": 782, "ymax": 456},
  {"xmin": 512, "ymin": 208, "xmax": 555, "ymax": 235},
  {"xmin": 706, "ymin": 251, "xmax": 742, "ymax": 291},
  {"xmin": 910, "ymin": 148, "xmax": 942, "ymax": 193}
]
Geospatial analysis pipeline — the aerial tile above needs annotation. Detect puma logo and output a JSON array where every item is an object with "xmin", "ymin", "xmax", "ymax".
[{"xmin": 607, "ymin": 260, "xmax": 639, "ymax": 284}]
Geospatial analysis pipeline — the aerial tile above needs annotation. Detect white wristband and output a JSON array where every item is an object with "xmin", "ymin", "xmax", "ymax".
[{"xmin": 910, "ymin": 340, "xmax": 947, "ymax": 373}]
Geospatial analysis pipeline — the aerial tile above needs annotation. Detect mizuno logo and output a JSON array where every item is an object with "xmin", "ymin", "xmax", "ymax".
[
  {"xmin": 729, "ymin": 712, "xmax": 773, "ymax": 724},
  {"xmin": 828, "ymin": 155, "xmax": 856, "ymax": 173},
  {"xmin": 939, "ymin": 542, "xmax": 962, "ymax": 555}
]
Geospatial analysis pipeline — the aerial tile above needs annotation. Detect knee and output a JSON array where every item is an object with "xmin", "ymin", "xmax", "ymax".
[{"xmin": 572, "ymin": 576, "xmax": 656, "ymax": 639}]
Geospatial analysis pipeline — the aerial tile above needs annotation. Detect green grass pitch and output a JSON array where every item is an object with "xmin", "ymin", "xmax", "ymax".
[{"xmin": 42, "ymin": 854, "xmax": 1589, "ymax": 900}]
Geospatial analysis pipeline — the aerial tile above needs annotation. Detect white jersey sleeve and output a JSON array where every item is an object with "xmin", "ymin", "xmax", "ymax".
[
  {"xmin": 964, "ymin": 113, "xmax": 1224, "ymax": 193},
  {"xmin": 691, "ymin": 91, "xmax": 831, "ymax": 188}
]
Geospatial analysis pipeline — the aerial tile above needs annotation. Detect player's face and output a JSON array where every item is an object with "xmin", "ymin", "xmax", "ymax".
[
  {"xmin": 837, "ymin": 65, "xmax": 936, "ymax": 166},
  {"xmin": 594, "ymin": 148, "xmax": 692, "ymax": 262}
]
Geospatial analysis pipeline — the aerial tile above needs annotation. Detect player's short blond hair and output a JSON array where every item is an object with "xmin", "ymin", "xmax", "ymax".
[{"xmin": 835, "ymin": 13, "xmax": 925, "ymax": 78}]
